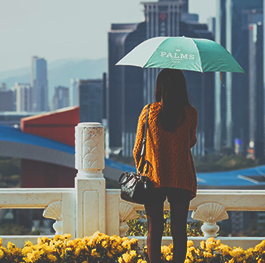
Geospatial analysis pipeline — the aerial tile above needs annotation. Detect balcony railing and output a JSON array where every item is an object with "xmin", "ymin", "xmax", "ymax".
[{"xmin": 0, "ymin": 122, "xmax": 265, "ymax": 249}]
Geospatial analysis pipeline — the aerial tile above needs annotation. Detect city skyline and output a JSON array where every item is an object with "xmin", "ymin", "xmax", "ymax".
[{"xmin": 0, "ymin": 0, "xmax": 216, "ymax": 72}]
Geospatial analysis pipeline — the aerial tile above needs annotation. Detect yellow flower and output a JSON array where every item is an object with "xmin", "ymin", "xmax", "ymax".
[
  {"xmin": 37, "ymin": 236, "xmax": 50, "ymax": 244},
  {"xmin": 166, "ymin": 254, "xmax": 173, "ymax": 261},
  {"xmin": 24, "ymin": 241, "xmax": 33, "ymax": 247},
  {"xmin": 7, "ymin": 242, "xmax": 16, "ymax": 251},
  {"xmin": 27, "ymin": 250, "xmax": 41, "ymax": 262},
  {"xmin": 203, "ymin": 251, "xmax": 212, "ymax": 258},
  {"xmin": 118, "ymin": 256, "xmax": 125, "ymax": 263},
  {"xmin": 22, "ymin": 246, "xmax": 33, "ymax": 255},
  {"xmin": 122, "ymin": 252, "xmax": 132, "ymax": 263},
  {"xmin": 102, "ymin": 240, "xmax": 108, "ymax": 248},
  {"xmin": 53, "ymin": 234, "xmax": 62, "ymax": 241},
  {"xmin": 67, "ymin": 240, "xmax": 75, "ymax": 247},
  {"xmin": 200, "ymin": 240, "xmax": 206, "ymax": 249},
  {"xmin": 117, "ymin": 245, "xmax": 124, "ymax": 253},
  {"xmin": 74, "ymin": 247, "xmax": 82, "ymax": 257},
  {"xmin": 186, "ymin": 251, "xmax": 194, "ymax": 261},
  {"xmin": 42, "ymin": 244, "xmax": 54, "ymax": 254},
  {"xmin": 130, "ymin": 238, "xmax": 139, "ymax": 249},
  {"xmin": 255, "ymin": 241, "xmax": 265, "ymax": 253},
  {"xmin": 122, "ymin": 240, "xmax": 131, "ymax": 250},
  {"xmin": 47, "ymin": 254, "xmax": 57, "ymax": 262},
  {"xmin": 229, "ymin": 247, "xmax": 245, "ymax": 259},
  {"xmin": 130, "ymin": 250, "xmax": 137, "ymax": 258},
  {"xmin": 219, "ymin": 244, "xmax": 232, "ymax": 256},
  {"xmin": 0, "ymin": 250, "xmax": 4, "ymax": 259},
  {"xmin": 91, "ymin": 248, "xmax": 100, "ymax": 258},
  {"xmin": 161, "ymin": 245, "xmax": 170, "ymax": 255},
  {"xmin": 206, "ymin": 237, "xmax": 218, "ymax": 250},
  {"xmin": 187, "ymin": 240, "xmax": 194, "ymax": 248},
  {"xmin": 63, "ymin": 233, "xmax": 72, "ymax": 240}
]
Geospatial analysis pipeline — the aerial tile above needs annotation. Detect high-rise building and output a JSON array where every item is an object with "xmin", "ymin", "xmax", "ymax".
[
  {"xmin": 143, "ymin": 0, "xmax": 215, "ymax": 155},
  {"xmin": 69, "ymin": 78, "xmax": 79, "ymax": 107},
  {"xmin": 108, "ymin": 22, "xmax": 146, "ymax": 154},
  {"xmin": 0, "ymin": 83, "xmax": 14, "ymax": 111},
  {"xmin": 248, "ymin": 18, "xmax": 263, "ymax": 159},
  {"xmin": 142, "ymin": 0, "xmax": 183, "ymax": 105},
  {"xmin": 31, "ymin": 56, "xmax": 48, "ymax": 111},
  {"xmin": 214, "ymin": 0, "xmax": 263, "ymax": 151},
  {"xmin": 179, "ymin": 21, "xmax": 215, "ymax": 154},
  {"xmin": 53, "ymin": 86, "xmax": 70, "ymax": 110},
  {"xmin": 108, "ymin": 0, "xmax": 215, "ymax": 156},
  {"xmin": 78, "ymin": 79, "xmax": 103, "ymax": 123},
  {"xmin": 145, "ymin": 1, "xmax": 215, "ymax": 154},
  {"xmin": 12, "ymin": 83, "xmax": 32, "ymax": 112}
]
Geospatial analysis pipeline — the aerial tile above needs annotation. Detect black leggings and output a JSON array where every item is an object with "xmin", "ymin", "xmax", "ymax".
[{"xmin": 144, "ymin": 200, "xmax": 190, "ymax": 263}]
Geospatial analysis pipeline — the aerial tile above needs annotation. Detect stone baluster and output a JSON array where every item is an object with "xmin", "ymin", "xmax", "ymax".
[
  {"xmin": 75, "ymin": 122, "xmax": 105, "ymax": 237},
  {"xmin": 191, "ymin": 202, "xmax": 229, "ymax": 238},
  {"xmin": 43, "ymin": 201, "xmax": 62, "ymax": 234},
  {"xmin": 119, "ymin": 202, "xmax": 138, "ymax": 236}
]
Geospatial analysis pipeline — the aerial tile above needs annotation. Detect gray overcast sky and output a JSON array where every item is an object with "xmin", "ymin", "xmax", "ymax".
[{"xmin": 0, "ymin": 0, "xmax": 216, "ymax": 72}]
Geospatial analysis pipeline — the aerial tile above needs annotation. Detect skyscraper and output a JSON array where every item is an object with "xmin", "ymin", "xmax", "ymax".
[
  {"xmin": 78, "ymin": 79, "xmax": 103, "ymax": 123},
  {"xmin": 142, "ymin": 0, "xmax": 183, "ymax": 104},
  {"xmin": 214, "ymin": 0, "xmax": 263, "ymax": 152},
  {"xmin": 53, "ymin": 86, "xmax": 70, "ymax": 110},
  {"xmin": 31, "ymin": 56, "xmax": 48, "ymax": 111},
  {"xmin": 108, "ymin": 0, "xmax": 215, "ymax": 156},
  {"xmin": 69, "ymin": 78, "xmax": 79, "ymax": 107},
  {"xmin": 248, "ymin": 18, "xmax": 263, "ymax": 159},
  {"xmin": 108, "ymin": 22, "xmax": 146, "ymax": 153},
  {"xmin": 0, "ymin": 83, "xmax": 13, "ymax": 111},
  {"xmin": 142, "ymin": 0, "xmax": 215, "ymax": 154},
  {"xmin": 12, "ymin": 83, "xmax": 32, "ymax": 112}
]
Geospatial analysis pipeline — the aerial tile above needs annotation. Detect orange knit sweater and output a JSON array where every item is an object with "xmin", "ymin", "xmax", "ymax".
[{"xmin": 133, "ymin": 102, "xmax": 198, "ymax": 198}]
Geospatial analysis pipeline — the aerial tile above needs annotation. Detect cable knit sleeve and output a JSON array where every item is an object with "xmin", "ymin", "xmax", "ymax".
[
  {"xmin": 190, "ymin": 107, "xmax": 198, "ymax": 148},
  {"xmin": 133, "ymin": 105, "xmax": 148, "ymax": 170}
]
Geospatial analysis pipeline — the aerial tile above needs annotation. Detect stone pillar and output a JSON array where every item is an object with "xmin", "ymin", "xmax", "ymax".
[{"xmin": 75, "ymin": 122, "xmax": 105, "ymax": 237}]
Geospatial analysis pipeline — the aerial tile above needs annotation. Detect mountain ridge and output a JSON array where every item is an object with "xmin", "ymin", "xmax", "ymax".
[{"xmin": 0, "ymin": 58, "xmax": 107, "ymax": 90}]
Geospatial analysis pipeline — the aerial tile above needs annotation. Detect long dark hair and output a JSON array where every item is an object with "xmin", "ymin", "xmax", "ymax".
[{"xmin": 155, "ymin": 68, "xmax": 192, "ymax": 132}]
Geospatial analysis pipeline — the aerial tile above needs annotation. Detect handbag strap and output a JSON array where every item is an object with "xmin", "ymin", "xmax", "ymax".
[{"xmin": 138, "ymin": 104, "xmax": 151, "ymax": 174}]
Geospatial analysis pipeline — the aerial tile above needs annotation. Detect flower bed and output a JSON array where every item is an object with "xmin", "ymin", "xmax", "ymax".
[{"xmin": 0, "ymin": 232, "xmax": 264, "ymax": 262}]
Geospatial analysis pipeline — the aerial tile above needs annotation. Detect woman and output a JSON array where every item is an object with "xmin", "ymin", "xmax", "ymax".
[{"xmin": 133, "ymin": 69, "xmax": 198, "ymax": 263}]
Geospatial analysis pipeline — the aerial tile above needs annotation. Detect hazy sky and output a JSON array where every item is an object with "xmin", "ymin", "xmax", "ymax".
[{"xmin": 0, "ymin": 0, "xmax": 216, "ymax": 72}]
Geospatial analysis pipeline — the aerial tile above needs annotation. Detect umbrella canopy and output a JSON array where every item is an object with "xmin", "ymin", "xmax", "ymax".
[{"xmin": 116, "ymin": 36, "xmax": 245, "ymax": 73}]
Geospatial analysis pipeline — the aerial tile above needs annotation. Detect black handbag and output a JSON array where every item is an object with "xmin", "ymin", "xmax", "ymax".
[{"xmin": 118, "ymin": 104, "xmax": 154, "ymax": 204}]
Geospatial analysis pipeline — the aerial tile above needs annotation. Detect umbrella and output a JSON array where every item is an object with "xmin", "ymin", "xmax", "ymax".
[{"xmin": 116, "ymin": 36, "xmax": 245, "ymax": 73}]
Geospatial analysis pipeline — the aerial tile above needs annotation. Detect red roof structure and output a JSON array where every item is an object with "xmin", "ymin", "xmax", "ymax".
[
  {"xmin": 21, "ymin": 107, "xmax": 79, "ymax": 146},
  {"xmin": 20, "ymin": 106, "xmax": 79, "ymax": 187}
]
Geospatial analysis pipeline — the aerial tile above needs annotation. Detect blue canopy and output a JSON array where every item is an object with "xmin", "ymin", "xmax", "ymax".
[{"xmin": 1, "ymin": 124, "xmax": 265, "ymax": 187}]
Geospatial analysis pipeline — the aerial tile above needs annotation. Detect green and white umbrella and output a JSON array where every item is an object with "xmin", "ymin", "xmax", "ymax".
[{"xmin": 116, "ymin": 36, "xmax": 245, "ymax": 73}]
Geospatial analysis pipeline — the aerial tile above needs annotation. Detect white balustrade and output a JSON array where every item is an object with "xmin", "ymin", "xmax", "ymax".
[{"xmin": 0, "ymin": 122, "xmax": 265, "ymax": 249}]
